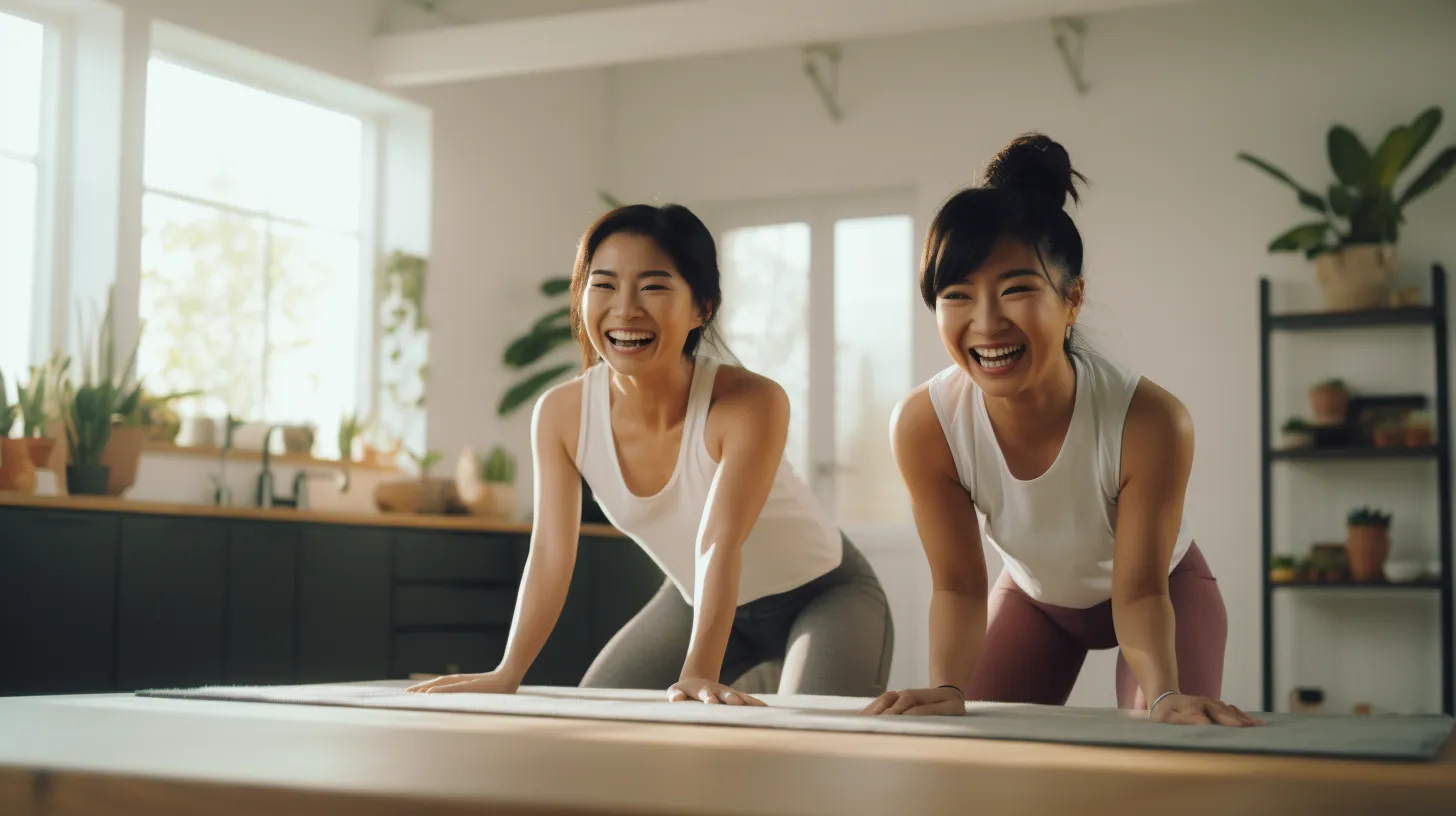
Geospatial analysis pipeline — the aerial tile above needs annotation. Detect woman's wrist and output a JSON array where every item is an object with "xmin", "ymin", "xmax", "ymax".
[{"xmin": 1148, "ymin": 689, "xmax": 1180, "ymax": 715}]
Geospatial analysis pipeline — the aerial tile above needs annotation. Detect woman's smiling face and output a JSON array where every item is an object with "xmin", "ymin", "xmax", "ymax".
[{"xmin": 934, "ymin": 237, "xmax": 1081, "ymax": 397}]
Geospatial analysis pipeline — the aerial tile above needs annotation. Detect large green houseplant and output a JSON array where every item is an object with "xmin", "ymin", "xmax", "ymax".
[
  {"xmin": 497, "ymin": 191, "xmax": 624, "ymax": 417},
  {"xmin": 1237, "ymin": 106, "xmax": 1456, "ymax": 310}
]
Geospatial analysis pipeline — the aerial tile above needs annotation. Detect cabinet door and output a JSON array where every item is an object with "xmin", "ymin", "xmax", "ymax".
[
  {"xmin": 0, "ymin": 509, "xmax": 118, "ymax": 695},
  {"xmin": 590, "ymin": 536, "xmax": 665, "ymax": 653},
  {"xmin": 298, "ymin": 526, "xmax": 390, "ymax": 683},
  {"xmin": 226, "ymin": 521, "xmax": 299, "ymax": 685},
  {"xmin": 519, "ymin": 535, "xmax": 596, "ymax": 687},
  {"xmin": 117, "ymin": 516, "xmax": 227, "ymax": 690}
]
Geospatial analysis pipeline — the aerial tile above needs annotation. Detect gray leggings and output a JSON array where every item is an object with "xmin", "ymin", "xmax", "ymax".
[{"xmin": 580, "ymin": 537, "xmax": 894, "ymax": 697}]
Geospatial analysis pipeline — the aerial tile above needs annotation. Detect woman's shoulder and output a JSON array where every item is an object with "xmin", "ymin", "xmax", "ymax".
[
  {"xmin": 707, "ymin": 362, "xmax": 789, "ymax": 413},
  {"xmin": 532, "ymin": 372, "xmax": 589, "ymax": 457}
]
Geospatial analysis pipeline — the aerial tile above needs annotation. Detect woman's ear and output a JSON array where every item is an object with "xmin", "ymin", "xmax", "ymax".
[
  {"xmin": 694, "ymin": 301, "xmax": 713, "ymax": 331},
  {"xmin": 1066, "ymin": 278, "xmax": 1085, "ymax": 326}
]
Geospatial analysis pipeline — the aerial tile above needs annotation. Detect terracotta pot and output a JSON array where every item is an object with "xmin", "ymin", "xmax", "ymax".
[
  {"xmin": 466, "ymin": 482, "xmax": 517, "ymax": 520},
  {"xmin": 1314, "ymin": 244, "xmax": 1396, "ymax": 311},
  {"xmin": 1308, "ymin": 384, "xmax": 1350, "ymax": 426},
  {"xmin": 1373, "ymin": 427, "xmax": 1404, "ymax": 448},
  {"xmin": 1405, "ymin": 425, "xmax": 1434, "ymax": 447},
  {"xmin": 0, "ymin": 438, "xmax": 39, "ymax": 493},
  {"xmin": 1346, "ymin": 525, "xmax": 1390, "ymax": 582},
  {"xmin": 100, "ymin": 425, "xmax": 145, "ymax": 496},
  {"xmin": 25, "ymin": 437, "xmax": 56, "ymax": 468}
]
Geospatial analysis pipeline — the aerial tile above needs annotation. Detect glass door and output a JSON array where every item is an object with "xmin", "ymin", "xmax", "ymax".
[{"xmin": 701, "ymin": 192, "xmax": 916, "ymax": 527}]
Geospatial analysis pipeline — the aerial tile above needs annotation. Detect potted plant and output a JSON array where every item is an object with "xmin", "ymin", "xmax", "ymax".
[
  {"xmin": 15, "ymin": 365, "xmax": 58, "ymax": 468},
  {"xmin": 0, "ymin": 368, "xmax": 38, "ymax": 493},
  {"xmin": 1404, "ymin": 411, "xmax": 1435, "ymax": 447},
  {"xmin": 61, "ymin": 379, "xmax": 117, "ymax": 496},
  {"xmin": 1269, "ymin": 554, "xmax": 1298, "ymax": 584},
  {"xmin": 1308, "ymin": 378, "xmax": 1349, "ymax": 426},
  {"xmin": 1346, "ymin": 507, "xmax": 1393, "ymax": 582},
  {"xmin": 375, "ymin": 449, "xmax": 461, "ymax": 515},
  {"xmin": 1280, "ymin": 417, "xmax": 1316, "ymax": 449},
  {"xmin": 1372, "ymin": 419, "xmax": 1405, "ymax": 448},
  {"xmin": 1237, "ymin": 106, "xmax": 1456, "ymax": 310},
  {"xmin": 337, "ymin": 412, "xmax": 365, "ymax": 462}
]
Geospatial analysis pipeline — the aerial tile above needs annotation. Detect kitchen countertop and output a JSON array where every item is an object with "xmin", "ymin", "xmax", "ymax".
[{"xmin": 0, "ymin": 492, "xmax": 624, "ymax": 537}]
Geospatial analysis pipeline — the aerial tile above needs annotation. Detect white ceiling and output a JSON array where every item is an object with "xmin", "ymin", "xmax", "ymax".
[{"xmin": 374, "ymin": 0, "xmax": 1213, "ymax": 87}]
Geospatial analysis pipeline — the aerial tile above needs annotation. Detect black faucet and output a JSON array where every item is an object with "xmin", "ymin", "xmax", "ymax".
[
  {"xmin": 255, "ymin": 425, "xmax": 292, "ymax": 509},
  {"xmin": 255, "ymin": 425, "xmax": 352, "ymax": 510}
]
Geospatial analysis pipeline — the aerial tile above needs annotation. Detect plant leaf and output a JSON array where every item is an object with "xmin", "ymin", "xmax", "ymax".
[
  {"xmin": 497, "ymin": 363, "xmax": 576, "ymax": 416},
  {"xmin": 1327, "ymin": 126, "xmax": 1371, "ymax": 187},
  {"xmin": 502, "ymin": 325, "xmax": 575, "ymax": 369},
  {"xmin": 1403, "ymin": 107, "xmax": 1442, "ymax": 172},
  {"xmin": 1397, "ymin": 146, "xmax": 1456, "ymax": 207},
  {"xmin": 1267, "ymin": 221, "xmax": 1331, "ymax": 254},
  {"xmin": 540, "ymin": 277, "xmax": 572, "ymax": 297},
  {"xmin": 1369, "ymin": 125, "xmax": 1416, "ymax": 190},
  {"xmin": 532, "ymin": 306, "xmax": 571, "ymax": 331},
  {"xmin": 599, "ymin": 190, "xmax": 624, "ymax": 208},
  {"xmin": 1236, "ymin": 153, "xmax": 1326, "ymax": 213},
  {"xmin": 1327, "ymin": 184, "xmax": 1357, "ymax": 217}
]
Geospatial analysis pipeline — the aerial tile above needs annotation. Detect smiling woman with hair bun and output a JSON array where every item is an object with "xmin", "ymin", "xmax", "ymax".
[{"xmin": 862, "ymin": 133, "xmax": 1260, "ymax": 727}]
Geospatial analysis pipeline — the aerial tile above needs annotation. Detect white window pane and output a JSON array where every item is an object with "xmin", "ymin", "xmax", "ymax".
[
  {"xmin": 145, "ymin": 59, "xmax": 272, "ymax": 213},
  {"xmin": 264, "ymin": 223, "xmax": 361, "ymax": 457},
  {"xmin": 834, "ymin": 215, "xmax": 914, "ymax": 524},
  {"xmin": 0, "ymin": 12, "xmax": 44, "ymax": 156},
  {"xmin": 717, "ymin": 223, "xmax": 811, "ymax": 480},
  {"xmin": 139, "ymin": 194, "xmax": 267, "ymax": 422},
  {"xmin": 0, "ymin": 158, "xmax": 38, "ymax": 380},
  {"xmin": 265, "ymin": 97, "xmax": 362, "ymax": 230},
  {"xmin": 144, "ymin": 59, "xmax": 362, "ymax": 229}
]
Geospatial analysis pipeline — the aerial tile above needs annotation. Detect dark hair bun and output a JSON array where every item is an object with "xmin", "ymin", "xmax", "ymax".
[{"xmin": 982, "ymin": 132, "xmax": 1085, "ymax": 209}]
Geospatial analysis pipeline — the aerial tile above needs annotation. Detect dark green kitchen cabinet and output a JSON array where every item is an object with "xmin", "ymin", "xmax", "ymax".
[
  {"xmin": 298, "ymin": 525, "xmax": 392, "ymax": 683},
  {"xmin": 0, "ymin": 509, "xmax": 118, "ymax": 695},
  {"xmin": 117, "ymin": 516, "xmax": 228, "ymax": 690},
  {"xmin": 226, "ymin": 522, "xmax": 299, "ymax": 684}
]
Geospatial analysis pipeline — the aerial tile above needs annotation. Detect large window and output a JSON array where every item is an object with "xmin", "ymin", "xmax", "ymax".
[
  {"xmin": 139, "ymin": 58, "xmax": 366, "ymax": 454},
  {"xmin": 0, "ymin": 11, "xmax": 46, "ymax": 382}
]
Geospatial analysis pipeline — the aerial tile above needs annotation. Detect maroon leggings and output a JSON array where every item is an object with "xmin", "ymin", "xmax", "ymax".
[{"xmin": 966, "ymin": 543, "xmax": 1227, "ymax": 710}]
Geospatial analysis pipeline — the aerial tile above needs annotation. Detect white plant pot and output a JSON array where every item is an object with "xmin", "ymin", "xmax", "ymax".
[{"xmin": 1314, "ymin": 244, "xmax": 1396, "ymax": 311}]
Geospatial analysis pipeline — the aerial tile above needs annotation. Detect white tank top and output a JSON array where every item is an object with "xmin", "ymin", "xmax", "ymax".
[
  {"xmin": 575, "ymin": 355, "xmax": 843, "ymax": 606},
  {"xmin": 927, "ymin": 350, "xmax": 1194, "ymax": 609}
]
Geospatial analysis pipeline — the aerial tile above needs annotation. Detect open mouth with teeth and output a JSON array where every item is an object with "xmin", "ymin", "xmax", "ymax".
[
  {"xmin": 606, "ymin": 329, "xmax": 658, "ymax": 354},
  {"xmin": 970, "ymin": 344, "xmax": 1026, "ymax": 374}
]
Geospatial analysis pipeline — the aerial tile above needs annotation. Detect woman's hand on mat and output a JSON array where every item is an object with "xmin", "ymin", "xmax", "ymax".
[
  {"xmin": 1150, "ymin": 694, "xmax": 1262, "ymax": 726},
  {"xmin": 668, "ymin": 677, "xmax": 767, "ymax": 706},
  {"xmin": 858, "ymin": 687, "xmax": 967, "ymax": 716},
  {"xmin": 405, "ymin": 671, "xmax": 520, "ymax": 695}
]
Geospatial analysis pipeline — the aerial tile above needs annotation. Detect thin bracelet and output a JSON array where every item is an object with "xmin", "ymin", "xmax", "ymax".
[
  {"xmin": 936, "ymin": 684, "xmax": 965, "ymax": 699},
  {"xmin": 1149, "ymin": 690, "xmax": 1179, "ymax": 715}
]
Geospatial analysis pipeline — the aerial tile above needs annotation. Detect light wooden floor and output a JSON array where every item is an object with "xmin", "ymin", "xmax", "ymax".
[{"xmin": 1, "ymin": 692, "xmax": 1453, "ymax": 815}]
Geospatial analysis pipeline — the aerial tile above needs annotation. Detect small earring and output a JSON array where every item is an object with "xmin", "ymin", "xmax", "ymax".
[{"xmin": 1065, "ymin": 325, "xmax": 1073, "ymax": 340}]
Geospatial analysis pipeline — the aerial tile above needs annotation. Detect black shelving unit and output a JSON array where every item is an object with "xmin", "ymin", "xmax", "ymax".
[{"xmin": 1259, "ymin": 263, "xmax": 1452, "ymax": 715}]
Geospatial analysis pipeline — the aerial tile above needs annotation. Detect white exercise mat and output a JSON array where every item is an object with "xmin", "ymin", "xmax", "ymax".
[{"xmin": 137, "ymin": 682, "xmax": 1454, "ymax": 761}]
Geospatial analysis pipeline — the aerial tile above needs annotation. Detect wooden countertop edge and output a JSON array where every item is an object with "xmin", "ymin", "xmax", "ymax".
[{"xmin": 0, "ymin": 492, "xmax": 624, "ymax": 538}]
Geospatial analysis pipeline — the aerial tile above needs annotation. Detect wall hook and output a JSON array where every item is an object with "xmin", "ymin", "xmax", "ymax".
[
  {"xmin": 1050, "ymin": 16, "xmax": 1089, "ymax": 95},
  {"xmin": 803, "ymin": 44, "xmax": 843, "ymax": 122}
]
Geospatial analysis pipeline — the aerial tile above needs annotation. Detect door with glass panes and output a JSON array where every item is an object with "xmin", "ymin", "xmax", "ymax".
[{"xmin": 698, "ymin": 192, "xmax": 916, "ymax": 529}]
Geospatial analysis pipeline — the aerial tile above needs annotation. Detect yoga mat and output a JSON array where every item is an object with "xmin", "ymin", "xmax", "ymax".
[{"xmin": 137, "ymin": 682, "xmax": 1454, "ymax": 762}]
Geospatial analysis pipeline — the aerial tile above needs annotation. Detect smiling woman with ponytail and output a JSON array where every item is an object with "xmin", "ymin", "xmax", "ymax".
[{"xmin": 863, "ymin": 133, "xmax": 1259, "ymax": 727}]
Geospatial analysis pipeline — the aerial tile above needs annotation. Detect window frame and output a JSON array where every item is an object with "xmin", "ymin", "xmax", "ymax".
[{"xmin": 0, "ymin": 3, "xmax": 66, "ymax": 372}]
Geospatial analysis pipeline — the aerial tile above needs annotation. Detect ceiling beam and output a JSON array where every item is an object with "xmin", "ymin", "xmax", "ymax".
[{"xmin": 374, "ymin": 0, "xmax": 1201, "ymax": 87}]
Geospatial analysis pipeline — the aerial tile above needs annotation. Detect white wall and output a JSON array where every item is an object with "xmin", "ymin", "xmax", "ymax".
[
  {"xmin": 406, "ymin": 71, "xmax": 608, "ymax": 488},
  {"xmin": 604, "ymin": 0, "xmax": 1456, "ymax": 711}
]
